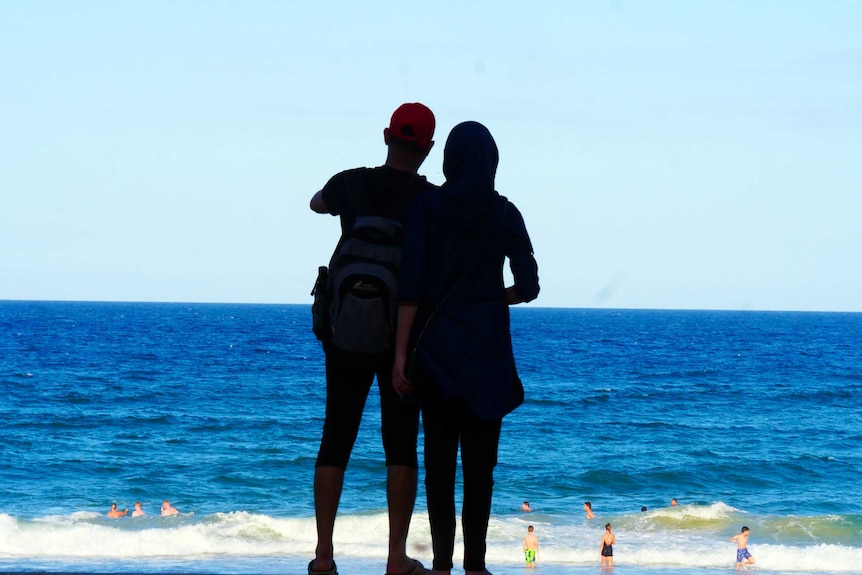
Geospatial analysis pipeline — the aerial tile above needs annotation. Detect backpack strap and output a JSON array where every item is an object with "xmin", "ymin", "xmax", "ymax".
[{"xmin": 323, "ymin": 172, "xmax": 371, "ymax": 265}]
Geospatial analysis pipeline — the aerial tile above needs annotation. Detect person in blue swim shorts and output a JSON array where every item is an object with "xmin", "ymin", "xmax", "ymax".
[{"xmin": 730, "ymin": 526, "xmax": 756, "ymax": 570}]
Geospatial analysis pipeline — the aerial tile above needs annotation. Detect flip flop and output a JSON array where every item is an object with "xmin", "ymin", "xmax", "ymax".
[
  {"xmin": 385, "ymin": 558, "xmax": 427, "ymax": 575},
  {"xmin": 308, "ymin": 559, "xmax": 338, "ymax": 575}
]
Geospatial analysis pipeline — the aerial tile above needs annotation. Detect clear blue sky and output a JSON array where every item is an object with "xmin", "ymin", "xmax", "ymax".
[{"xmin": 2, "ymin": 1, "xmax": 860, "ymax": 311}]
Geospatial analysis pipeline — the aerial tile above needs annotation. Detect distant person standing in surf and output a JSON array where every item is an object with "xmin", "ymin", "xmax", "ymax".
[
  {"xmin": 600, "ymin": 523, "xmax": 615, "ymax": 569},
  {"xmin": 523, "ymin": 525, "xmax": 539, "ymax": 568},
  {"xmin": 730, "ymin": 526, "xmax": 756, "ymax": 570}
]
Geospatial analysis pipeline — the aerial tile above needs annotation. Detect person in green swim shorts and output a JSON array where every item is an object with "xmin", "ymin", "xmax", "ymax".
[{"xmin": 523, "ymin": 525, "xmax": 539, "ymax": 568}]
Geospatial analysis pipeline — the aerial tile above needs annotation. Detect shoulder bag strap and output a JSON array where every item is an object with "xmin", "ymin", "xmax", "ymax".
[{"xmin": 409, "ymin": 197, "xmax": 508, "ymax": 352}]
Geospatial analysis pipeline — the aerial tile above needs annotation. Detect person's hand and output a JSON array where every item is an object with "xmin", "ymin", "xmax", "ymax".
[{"xmin": 391, "ymin": 353, "xmax": 412, "ymax": 398}]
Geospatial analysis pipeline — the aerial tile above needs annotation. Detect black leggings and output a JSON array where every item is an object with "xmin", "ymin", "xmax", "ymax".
[
  {"xmin": 421, "ymin": 392, "xmax": 502, "ymax": 572},
  {"xmin": 315, "ymin": 353, "xmax": 420, "ymax": 469}
]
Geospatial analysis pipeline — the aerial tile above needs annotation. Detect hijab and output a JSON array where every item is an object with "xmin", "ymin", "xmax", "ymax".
[{"xmin": 438, "ymin": 121, "xmax": 501, "ymax": 231}]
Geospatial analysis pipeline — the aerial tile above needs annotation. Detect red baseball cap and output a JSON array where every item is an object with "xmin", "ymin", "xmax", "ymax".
[{"xmin": 388, "ymin": 103, "xmax": 435, "ymax": 149}]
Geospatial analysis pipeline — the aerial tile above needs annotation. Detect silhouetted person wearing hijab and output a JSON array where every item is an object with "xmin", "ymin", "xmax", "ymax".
[{"xmin": 393, "ymin": 121, "xmax": 539, "ymax": 575}]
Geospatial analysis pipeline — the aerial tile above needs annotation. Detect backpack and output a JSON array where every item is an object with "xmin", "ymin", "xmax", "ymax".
[{"xmin": 312, "ymin": 207, "xmax": 404, "ymax": 354}]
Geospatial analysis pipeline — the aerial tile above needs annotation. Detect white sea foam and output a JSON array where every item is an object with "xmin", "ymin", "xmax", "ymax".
[{"xmin": 2, "ymin": 509, "xmax": 861, "ymax": 573}]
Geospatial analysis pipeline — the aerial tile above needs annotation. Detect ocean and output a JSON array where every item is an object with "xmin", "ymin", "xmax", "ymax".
[{"xmin": 1, "ymin": 301, "xmax": 860, "ymax": 575}]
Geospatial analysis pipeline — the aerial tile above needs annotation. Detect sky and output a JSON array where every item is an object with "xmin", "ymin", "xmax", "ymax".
[{"xmin": 2, "ymin": 1, "xmax": 860, "ymax": 311}]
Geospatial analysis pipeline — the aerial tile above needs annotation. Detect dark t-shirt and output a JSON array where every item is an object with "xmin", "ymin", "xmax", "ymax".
[{"xmin": 321, "ymin": 166, "xmax": 434, "ymax": 235}]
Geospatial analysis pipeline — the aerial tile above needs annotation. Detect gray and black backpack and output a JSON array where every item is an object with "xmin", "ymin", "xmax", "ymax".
[{"xmin": 311, "ymin": 183, "xmax": 405, "ymax": 354}]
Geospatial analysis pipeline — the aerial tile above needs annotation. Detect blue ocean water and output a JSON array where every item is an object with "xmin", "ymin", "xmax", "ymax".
[{"xmin": 1, "ymin": 301, "xmax": 861, "ymax": 575}]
